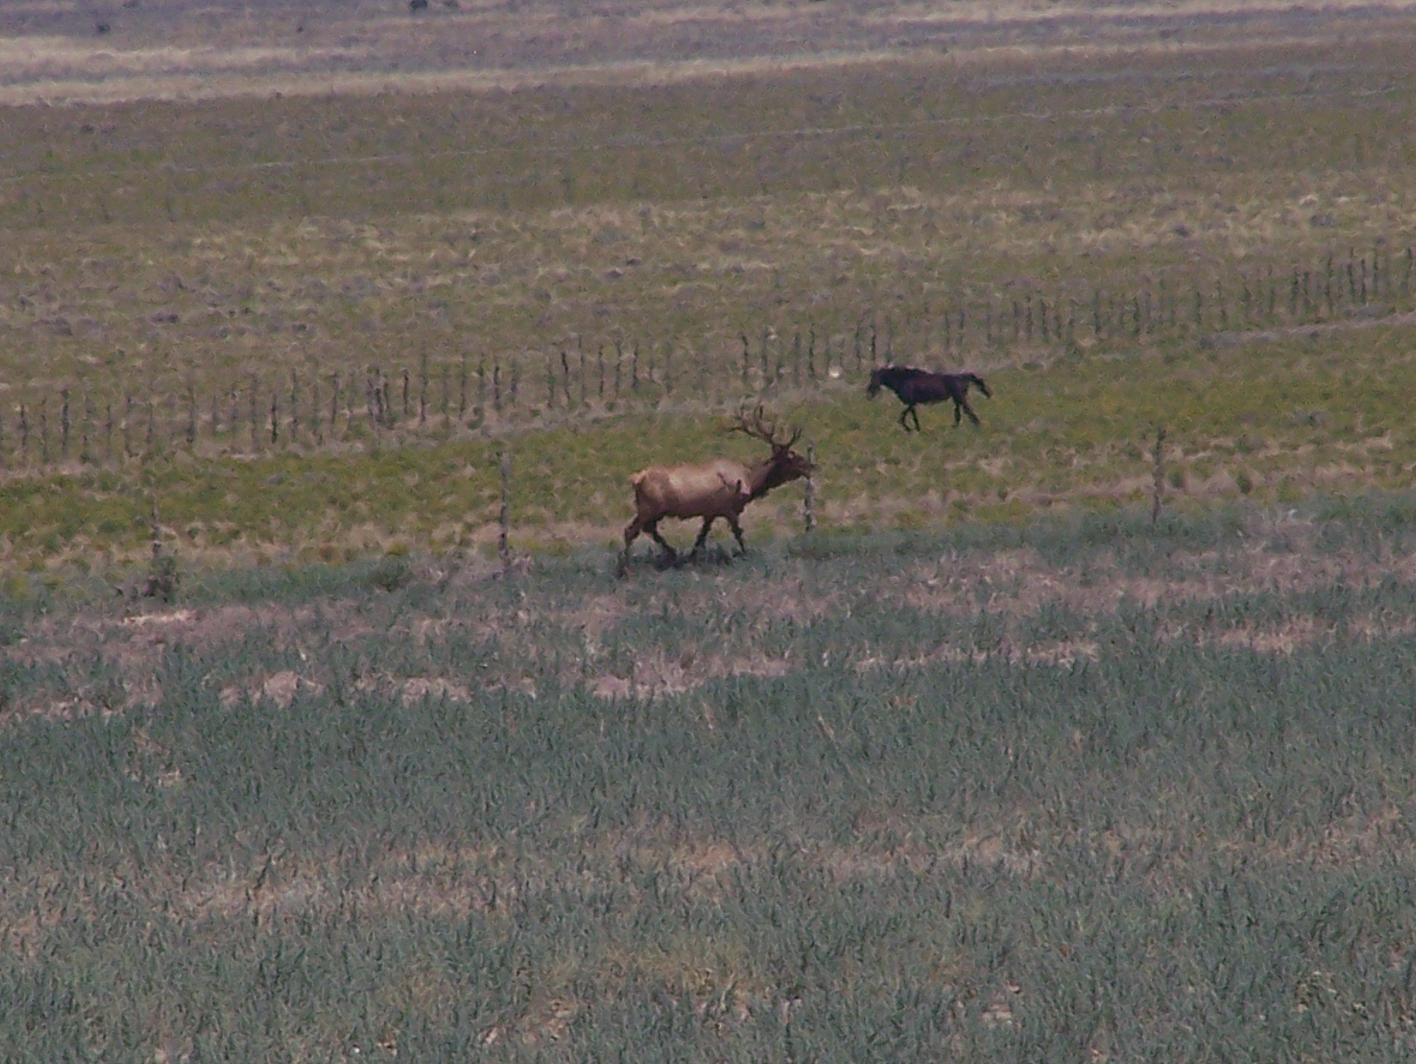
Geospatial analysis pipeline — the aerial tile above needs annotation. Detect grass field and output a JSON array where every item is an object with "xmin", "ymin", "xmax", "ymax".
[
  {"xmin": 2, "ymin": 1, "xmax": 1416, "ymax": 1058},
  {"xmin": 1, "ymin": 2, "xmax": 1413, "ymax": 577},
  {"xmin": 1, "ymin": 314, "xmax": 1413, "ymax": 575},
  {"xmin": 3, "ymin": 501, "xmax": 1415, "ymax": 1058}
]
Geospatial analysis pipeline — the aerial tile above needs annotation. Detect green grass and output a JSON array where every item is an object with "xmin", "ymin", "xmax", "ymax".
[
  {"xmin": 1, "ymin": 501, "xmax": 1414, "ymax": 1059},
  {"xmin": 2, "ymin": 319, "xmax": 1411, "ymax": 573}
]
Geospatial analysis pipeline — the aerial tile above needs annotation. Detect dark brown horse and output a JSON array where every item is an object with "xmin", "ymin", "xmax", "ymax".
[{"xmin": 866, "ymin": 365, "xmax": 992, "ymax": 432}]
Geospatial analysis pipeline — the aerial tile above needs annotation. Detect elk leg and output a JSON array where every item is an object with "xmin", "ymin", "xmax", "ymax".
[
  {"xmin": 690, "ymin": 516, "xmax": 716, "ymax": 556},
  {"xmin": 646, "ymin": 520, "xmax": 678, "ymax": 562},
  {"xmin": 727, "ymin": 514, "xmax": 748, "ymax": 555},
  {"xmin": 617, "ymin": 516, "xmax": 643, "ymax": 575}
]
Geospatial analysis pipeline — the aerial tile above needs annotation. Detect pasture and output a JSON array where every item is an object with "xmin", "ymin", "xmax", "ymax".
[
  {"xmin": 4, "ymin": 501, "xmax": 1416, "ymax": 1057},
  {"xmin": 2, "ymin": 0, "xmax": 1416, "ymax": 1058}
]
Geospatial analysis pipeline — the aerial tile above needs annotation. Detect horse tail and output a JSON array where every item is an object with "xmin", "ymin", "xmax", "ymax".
[{"xmin": 969, "ymin": 373, "xmax": 992, "ymax": 398}]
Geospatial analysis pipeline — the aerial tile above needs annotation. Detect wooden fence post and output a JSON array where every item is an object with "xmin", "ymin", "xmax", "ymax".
[
  {"xmin": 419, "ymin": 351, "xmax": 429, "ymax": 426},
  {"xmin": 365, "ymin": 370, "xmax": 379, "ymax": 434},
  {"xmin": 330, "ymin": 374, "xmax": 342, "ymax": 439},
  {"xmin": 187, "ymin": 381, "xmax": 198, "ymax": 448},
  {"xmin": 803, "ymin": 445, "xmax": 817, "ymax": 534},
  {"xmin": 311, "ymin": 376, "xmax": 322, "ymax": 445},
  {"xmin": 248, "ymin": 379, "xmax": 259, "ymax": 451},
  {"xmin": 577, "ymin": 341, "xmax": 587, "ymax": 407},
  {"xmin": 288, "ymin": 370, "xmax": 299, "ymax": 442},
  {"xmin": 498, "ymin": 448, "xmax": 512, "ymax": 573},
  {"xmin": 1151, "ymin": 425, "xmax": 1167, "ymax": 527}
]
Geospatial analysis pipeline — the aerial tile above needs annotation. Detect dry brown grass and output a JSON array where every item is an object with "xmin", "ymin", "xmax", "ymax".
[{"xmin": 2, "ymin": 0, "xmax": 1412, "ymax": 104}]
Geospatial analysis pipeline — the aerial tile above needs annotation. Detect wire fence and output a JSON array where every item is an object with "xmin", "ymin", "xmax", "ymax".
[{"xmin": 1, "ymin": 242, "xmax": 1411, "ymax": 474}]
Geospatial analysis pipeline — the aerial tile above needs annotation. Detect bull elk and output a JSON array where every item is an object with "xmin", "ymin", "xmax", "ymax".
[{"xmin": 618, "ymin": 406, "xmax": 814, "ymax": 575}]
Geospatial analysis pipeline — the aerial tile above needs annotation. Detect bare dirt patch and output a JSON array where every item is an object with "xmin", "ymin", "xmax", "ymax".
[
  {"xmin": 219, "ymin": 669, "xmax": 324, "ymax": 710},
  {"xmin": 353, "ymin": 672, "xmax": 474, "ymax": 707},
  {"xmin": 858, "ymin": 638, "xmax": 1102, "ymax": 673},
  {"xmin": 589, "ymin": 649, "xmax": 795, "ymax": 701},
  {"xmin": 899, "ymin": 535, "xmax": 1416, "ymax": 621}
]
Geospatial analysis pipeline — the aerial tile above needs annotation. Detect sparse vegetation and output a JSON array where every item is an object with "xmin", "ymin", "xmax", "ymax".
[
  {"xmin": 3, "ymin": 501, "xmax": 1415, "ymax": 1057},
  {"xmin": 2, "ymin": 1, "xmax": 1415, "ymax": 1058}
]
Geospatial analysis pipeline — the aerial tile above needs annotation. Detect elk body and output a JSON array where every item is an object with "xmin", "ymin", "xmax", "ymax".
[{"xmin": 618, "ymin": 408, "xmax": 813, "ymax": 575}]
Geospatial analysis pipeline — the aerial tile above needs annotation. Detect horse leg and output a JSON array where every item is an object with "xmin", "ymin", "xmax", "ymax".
[
  {"xmin": 690, "ymin": 516, "xmax": 716, "ymax": 557},
  {"xmin": 899, "ymin": 405, "xmax": 914, "ymax": 432},
  {"xmin": 959, "ymin": 397, "xmax": 981, "ymax": 426},
  {"xmin": 646, "ymin": 520, "xmax": 678, "ymax": 563},
  {"xmin": 910, "ymin": 405, "xmax": 923, "ymax": 432},
  {"xmin": 953, "ymin": 400, "xmax": 963, "ymax": 427}
]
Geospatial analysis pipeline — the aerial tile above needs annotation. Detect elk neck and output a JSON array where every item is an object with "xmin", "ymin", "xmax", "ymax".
[{"xmin": 744, "ymin": 451, "xmax": 791, "ymax": 501}]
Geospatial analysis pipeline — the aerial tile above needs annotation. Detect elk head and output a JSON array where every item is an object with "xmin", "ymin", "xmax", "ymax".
[{"xmin": 729, "ymin": 405, "xmax": 814, "ymax": 497}]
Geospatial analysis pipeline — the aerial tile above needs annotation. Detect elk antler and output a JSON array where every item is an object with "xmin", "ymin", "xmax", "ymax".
[{"xmin": 730, "ymin": 404, "xmax": 801, "ymax": 450}]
